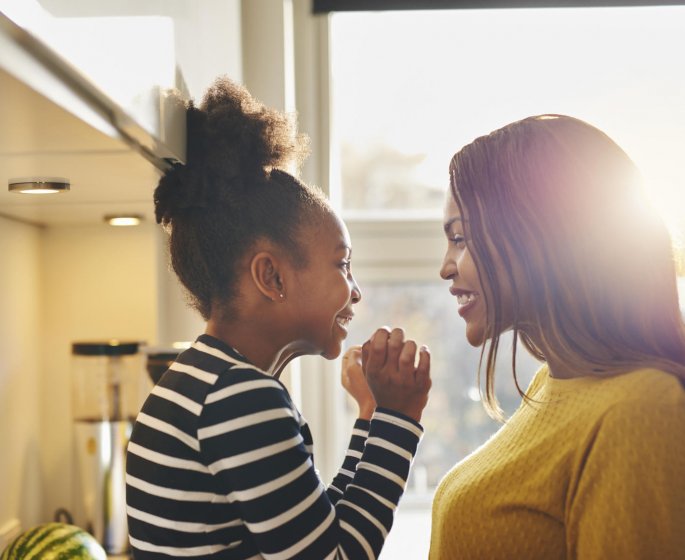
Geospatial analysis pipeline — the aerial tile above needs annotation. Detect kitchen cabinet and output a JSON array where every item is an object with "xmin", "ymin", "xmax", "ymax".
[{"xmin": 0, "ymin": 7, "xmax": 185, "ymax": 226}]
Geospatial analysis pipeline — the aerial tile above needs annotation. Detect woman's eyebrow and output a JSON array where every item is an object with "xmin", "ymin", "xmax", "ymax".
[{"xmin": 443, "ymin": 217, "xmax": 462, "ymax": 233}]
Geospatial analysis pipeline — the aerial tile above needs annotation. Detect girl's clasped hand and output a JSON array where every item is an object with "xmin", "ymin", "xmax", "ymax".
[{"xmin": 342, "ymin": 328, "xmax": 431, "ymax": 423}]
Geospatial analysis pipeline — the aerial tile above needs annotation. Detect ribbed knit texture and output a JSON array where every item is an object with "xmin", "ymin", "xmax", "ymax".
[
  {"xmin": 429, "ymin": 366, "xmax": 685, "ymax": 559},
  {"xmin": 126, "ymin": 334, "xmax": 422, "ymax": 559}
]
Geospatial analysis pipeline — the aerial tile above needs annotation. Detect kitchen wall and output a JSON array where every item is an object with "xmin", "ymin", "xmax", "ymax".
[
  {"xmin": 39, "ymin": 223, "xmax": 159, "ymax": 524},
  {"xmin": 0, "ymin": 217, "xmax": 42, "ymax": 535},
  {"xmin": 0, "ymin": 216, "xmax": 161, "ymax": 534}
]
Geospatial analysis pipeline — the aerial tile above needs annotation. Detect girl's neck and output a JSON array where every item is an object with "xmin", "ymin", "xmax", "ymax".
[
  {"xmin": 205, "ymin": 317, "xmax": 310, "ymax": 378},
  {"xmin": 206, "ymin": 317, "xmax": 277, "ymax": 374}
]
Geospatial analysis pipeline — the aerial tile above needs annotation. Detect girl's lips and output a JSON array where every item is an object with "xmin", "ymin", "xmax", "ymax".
[{"xmin": 335, "ymin": 314, "xmax": 353, "ymax": 333}]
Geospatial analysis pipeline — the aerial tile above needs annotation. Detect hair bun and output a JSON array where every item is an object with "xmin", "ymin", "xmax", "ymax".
[
  {"xmin": 192, "ymin": 77, "xmax": 308, "ymax": 175},
  {"xmin": 154, "ymin": 77, "xmax": 310, "ymax": 224},
  {"xmin": 154, "ymin": 163, "xmax": 214, "ymax": 225}
]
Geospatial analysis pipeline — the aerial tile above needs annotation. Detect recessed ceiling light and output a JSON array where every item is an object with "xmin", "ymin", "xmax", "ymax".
[
  {"xmin": 8, "ymin": 177, "xmax": 70, "ymax": 194},
  {"xmin": 104, "ymin": 214, "xmax": 144, "ymax": 227}
]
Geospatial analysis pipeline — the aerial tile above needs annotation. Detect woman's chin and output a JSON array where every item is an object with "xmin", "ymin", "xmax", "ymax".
[{"xmin": 465, "ymin": 325, "xmax": 486, "ymax": 347}]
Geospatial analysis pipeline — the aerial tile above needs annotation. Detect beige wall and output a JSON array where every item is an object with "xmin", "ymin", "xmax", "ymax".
[
  {"xmin": 0, "ymin": 216, "xmax": 43, "ymax": 533},
  {"xmin": 39, "ymin": 223, "xmax": 158, "ymax": 523},
  {"xmin": 0, "ymin": 218, "xmax": 159, "ymax": 536}
]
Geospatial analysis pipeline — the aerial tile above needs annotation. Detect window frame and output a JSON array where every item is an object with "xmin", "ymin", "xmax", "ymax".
[{"xmin": 313, "ymin": 0, "xmax": 685, "ymax": 14}]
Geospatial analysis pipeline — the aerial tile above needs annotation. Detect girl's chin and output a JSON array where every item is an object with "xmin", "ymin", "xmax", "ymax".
[{"xmin": 321, "ymin": 343, "xmax": 343, "ymax": 360}]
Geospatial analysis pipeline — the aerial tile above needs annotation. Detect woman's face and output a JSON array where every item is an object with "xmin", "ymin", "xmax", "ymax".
[
  {"xmin": 439, "ymin": 191, "xmax": 517, "ymax": 347},
  {"xmin": 288, "ymin": 211, "xmax": 362, "ymax": 359},
  {"xmin": 439, "ymin": 193, "xmax": 487, "ymax": 346}
]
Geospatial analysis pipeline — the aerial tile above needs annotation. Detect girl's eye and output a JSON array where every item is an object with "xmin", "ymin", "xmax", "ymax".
[{"xmin": 340, "ymin": 260, "xmax": 351, "ymax": 272}]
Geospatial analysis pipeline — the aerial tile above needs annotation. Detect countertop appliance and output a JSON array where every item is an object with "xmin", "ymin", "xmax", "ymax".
[{"xmin": 71, "ymin": 340, "xmax": 147, "ymax": 556}]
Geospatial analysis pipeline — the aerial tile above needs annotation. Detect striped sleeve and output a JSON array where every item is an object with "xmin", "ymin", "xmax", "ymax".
[
  {"xmin": 200, "ymin": 371, "xmax": 422, "ymax": 559},
  {"xmin": 327, "ymin": 419, "xmax": 370, "ymax": 502}
]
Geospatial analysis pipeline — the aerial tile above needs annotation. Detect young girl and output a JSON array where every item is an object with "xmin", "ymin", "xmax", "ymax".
[
  {"xmin": 432, "ymin": 115, "xmax": 685, "ymax": 559},
  {"xmin": 125, "ymin": 77, "xmax": 431, "ymax": 559}
]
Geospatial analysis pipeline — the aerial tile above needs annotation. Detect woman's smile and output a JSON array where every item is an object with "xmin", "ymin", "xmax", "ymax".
[{"xmin": 450, "ymin": 288, "xmax": 480, "ymax": 317}]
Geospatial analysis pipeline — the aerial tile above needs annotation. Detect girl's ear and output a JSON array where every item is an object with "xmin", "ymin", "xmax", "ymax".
[{"xmin": 250, "ymin": 251, "xmax": 286, "ymax": 302}]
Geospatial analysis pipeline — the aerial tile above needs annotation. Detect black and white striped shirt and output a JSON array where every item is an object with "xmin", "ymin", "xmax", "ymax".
[{"xmin": 126, "ymin": 334, "xmax": 423, "ymax": 559}]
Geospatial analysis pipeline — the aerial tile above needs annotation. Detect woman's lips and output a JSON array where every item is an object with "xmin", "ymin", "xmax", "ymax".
[{"xmin": 449, "ymin": 287, "xmax": 480, "ymax": 317}]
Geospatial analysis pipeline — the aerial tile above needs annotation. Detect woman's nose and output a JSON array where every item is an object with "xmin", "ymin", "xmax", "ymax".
[{"xmin": 440, "ymin": 251, "xmax": 455, "ymax": 281}]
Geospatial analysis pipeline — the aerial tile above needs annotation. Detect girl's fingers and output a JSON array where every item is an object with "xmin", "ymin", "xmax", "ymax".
[
  {"xmin": 361, "ymin": 341, "xmax": 370, "ymax": 374},
  {"xmin": 385, "ymin": 328, "xmax": 405, "ymax": 373},
  {"xmin": 398, "ymin": 340, "xmax": 417, "ymax": 378},
  {"xmin": 416, "ymin": 346, "xmax": 431, "ymax": 389},
  {"xmin": 366, "ymin": 327, "xmax": 391, "ymax": 373},
  {"xmin": 347, "ymin": 346, "xmax": 362, "ymax": 366}
]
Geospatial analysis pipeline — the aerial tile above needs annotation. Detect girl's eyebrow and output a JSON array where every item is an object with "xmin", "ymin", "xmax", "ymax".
[{"xmin": 336, "ymin": 243, "xmax": 352, "ymax": 255}]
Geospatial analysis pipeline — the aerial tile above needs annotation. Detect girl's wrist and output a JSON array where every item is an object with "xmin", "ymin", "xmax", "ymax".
[{"xmin": 358, "ymin": 404, "xmax": 376, "ymax": 420}]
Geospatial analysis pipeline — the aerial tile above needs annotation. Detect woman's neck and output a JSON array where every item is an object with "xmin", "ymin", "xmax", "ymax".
[{"xmin": 518, "ymin": 326, "xmax": 577, "ymax": 379}]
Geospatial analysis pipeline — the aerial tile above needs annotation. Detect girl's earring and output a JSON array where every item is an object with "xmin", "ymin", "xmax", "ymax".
[{"xmin": 279, "ymin": 293, "xmax": 285, "ymax": 300}]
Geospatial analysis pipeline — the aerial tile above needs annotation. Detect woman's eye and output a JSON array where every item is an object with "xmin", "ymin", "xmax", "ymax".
[
  {"xmin": 451, "ymin": 235, "xmax": 466, "ymax": 247},
  {"xmin": 340, "ymin": 260, "xmax": 351, "ymax": 271}
]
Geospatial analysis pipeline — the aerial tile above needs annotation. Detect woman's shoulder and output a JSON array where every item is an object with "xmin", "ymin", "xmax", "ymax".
[
  {"xmin": 523, "ymin": 365, "xmax": 684, "ymax": 428},
  {"xmin": 528, "ymin": 364, "xmax": 683, "ymax": 399},
  {"xmin": 607, "ymin": 367, "xmax": 684, "ymax": 403},
  {"xmin": 591, "ymin": 369, "xmax": 685, "ymax": 435}
]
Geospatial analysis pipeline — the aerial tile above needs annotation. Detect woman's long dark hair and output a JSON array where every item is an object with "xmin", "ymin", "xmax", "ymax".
[{"xmin": 450, "ymin": 115, "xmax": 685, "ymax": 418}]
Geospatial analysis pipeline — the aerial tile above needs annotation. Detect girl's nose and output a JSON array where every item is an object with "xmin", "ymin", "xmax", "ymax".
[{"xmin": 351, "ymin": 276, "xmax": 362, "ymax": 303}]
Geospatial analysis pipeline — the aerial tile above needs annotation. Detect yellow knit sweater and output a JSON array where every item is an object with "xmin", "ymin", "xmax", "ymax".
[{"xmin": 429, "ymin": 366, "xmax": 685, "ymax": 559}]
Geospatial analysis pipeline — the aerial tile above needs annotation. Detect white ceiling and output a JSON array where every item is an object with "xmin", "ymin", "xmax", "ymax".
[{"xmin": 0, "ymin": 65, "xmax": 161, "ymax": 226}]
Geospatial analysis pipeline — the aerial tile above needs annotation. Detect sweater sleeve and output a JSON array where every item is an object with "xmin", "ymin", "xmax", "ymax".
[
  {"xmin": 567, "ymin": 396, "xmax": 685, "ymax": 559},
  {"xmin": 327, "ymin": 419, "xmax": 370, "ymax": 503},
  {"xmin": 200, "ymin": 373, "xmax": 422, "ymax": 559}
]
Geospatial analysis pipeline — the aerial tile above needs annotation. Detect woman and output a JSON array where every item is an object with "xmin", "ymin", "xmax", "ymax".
[
  {"xmin": 125, "ymin": 77, "xmax": 431, "ymax": 559},
  {"xmin": 432, "ymin": 114, "xmax": 685, "ymax": 559}
]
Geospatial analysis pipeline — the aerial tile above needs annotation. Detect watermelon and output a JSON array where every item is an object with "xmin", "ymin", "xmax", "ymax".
[{"xmin": 0, "ymin": 523, "xmax": 106, "ymax": 560}]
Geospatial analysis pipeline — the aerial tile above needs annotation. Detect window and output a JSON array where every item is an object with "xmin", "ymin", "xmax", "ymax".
[
  {"xmin": 326, "ymin": 6, "xmax": 685, "ymax": 557},
  {"xmin": 330, "ymin": 7, "xmax": 685, "ymax": 228}
]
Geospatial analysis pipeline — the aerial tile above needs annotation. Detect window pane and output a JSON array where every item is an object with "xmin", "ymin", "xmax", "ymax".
[{"xmin": 330, "ymin": 7, "xmax": 685, "ymax": 233}]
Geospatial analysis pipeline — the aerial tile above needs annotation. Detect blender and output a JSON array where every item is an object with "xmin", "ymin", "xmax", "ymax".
[{"xmin": 71, "ymin": 340, "xmax": 148, "ymax": 556}]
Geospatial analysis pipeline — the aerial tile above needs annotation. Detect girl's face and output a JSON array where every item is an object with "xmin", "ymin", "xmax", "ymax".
[
  {"xmin": 288, "ymin": 211, "xmax": 362, "ymax": 359},
  {"xmin": 439, "ymin": 191, "xmax": 516, "ymax": 347}
]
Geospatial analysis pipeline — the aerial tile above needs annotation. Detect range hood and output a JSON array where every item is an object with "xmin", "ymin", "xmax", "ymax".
[{"xmin": 0, "ymin": 8, "xmax": 186, "ymax": 226}]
